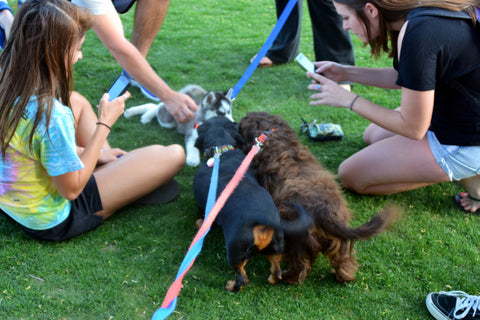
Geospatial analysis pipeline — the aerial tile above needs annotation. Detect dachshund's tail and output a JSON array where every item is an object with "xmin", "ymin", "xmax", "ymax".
[{"xmin": 279, "ymin": 202, "xmax": 314, "ymax": 235}]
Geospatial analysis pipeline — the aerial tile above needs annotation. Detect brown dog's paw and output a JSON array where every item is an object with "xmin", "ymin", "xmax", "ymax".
[
  {"xmin": 281, "ymin": 271, "xmax": 300, "ymax": 285},
  {"xmin": 332, "ymin": 268, "xmax": 356, "ymax": 283},
  {"xmin": 194, "ymin": 218, "xmax": 204, "ymax": 229}
]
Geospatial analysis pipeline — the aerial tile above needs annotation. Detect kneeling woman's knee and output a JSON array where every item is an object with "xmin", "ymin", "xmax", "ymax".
[{"xmin": 338, "ymin": 159, "xmax": 364, "ymax": 194}]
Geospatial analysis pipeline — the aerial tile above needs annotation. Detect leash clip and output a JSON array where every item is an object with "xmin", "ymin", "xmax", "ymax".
[
  {"xmin": 254, "ymin": 128, "xmax": 275, "ymax": 148},
  {"xmin": 213, "ymin": 146, "xmax": 222, "ymax": 157}
]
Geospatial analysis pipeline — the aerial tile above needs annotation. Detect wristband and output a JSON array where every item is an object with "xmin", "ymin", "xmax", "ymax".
[
  {"xmin": 349, "ymin": 95, "xmax": 360, "ymax": 111},
  {"xmin": 96, "ymin": 121, "xmax": 111, "ymax": 130}
]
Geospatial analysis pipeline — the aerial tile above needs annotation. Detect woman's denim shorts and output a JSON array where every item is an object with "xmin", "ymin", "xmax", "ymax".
[{"xmin": 428, "ymin": 130, "xmax": 480, "ymax": 181}]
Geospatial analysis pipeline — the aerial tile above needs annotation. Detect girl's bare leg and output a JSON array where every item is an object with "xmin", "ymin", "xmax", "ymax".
[
  {"xmin": 70, "ymin": 91, "xmax": 112, "ymax": 149},
  {"xmin": 93, "ymin": 144, "xmax": 185, "ymax": 219},
  {"xmin": 69, "ymin": 91, "xmax": 186, "ymax": 218},
  {"xmin": 338, "ymin": 134, "xmax": 450, "ymax": 195}
]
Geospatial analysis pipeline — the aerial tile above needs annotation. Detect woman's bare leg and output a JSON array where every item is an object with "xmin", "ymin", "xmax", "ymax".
[
  {"xmin": 457, "ymin": 176, "xmax": 480, "ymax": 212},
  {"xmin": 363, "ymin": 108, "xmax": 401, "ymax": 145},
  {"xmin": 363, "ymin": 123, "xmax": 396, "ymax": 145},
  {"xmin": 93, "ymin": 144, "xmax": 185, "ymax": 219},
  {"xmin": 338, "ymin": 134, "xmax": 450, "ymax": 195}
]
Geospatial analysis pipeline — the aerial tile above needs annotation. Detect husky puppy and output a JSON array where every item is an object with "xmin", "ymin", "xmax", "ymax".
[{"xmin": 124, "ymin": 85, "xmax": 234, "ymax": 166}]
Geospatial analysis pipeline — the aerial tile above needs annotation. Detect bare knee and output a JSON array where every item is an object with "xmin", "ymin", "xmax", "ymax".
[
  {"xmin": 363, "ymin": 125, "xmax": 375, "ymax": 145},
  {"xmin": 338, "ymin": 159, "xmax": 368, "ymax": 194},
  {"xmin": 167, "ymin": 144, "xmax": 186, "ymax": 169},
  {"xmin": 151, "ymin": 144, "xmax": 186, "ymax": 173},
  {"xmin": 69, "ymin": 91, "xmax": 91, "ymax": 119}
]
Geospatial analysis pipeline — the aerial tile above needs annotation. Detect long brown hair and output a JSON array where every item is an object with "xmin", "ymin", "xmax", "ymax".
[
  {"xmin": 0, "ymin": 0, "xmax": 94, "ymax": 155},
  {"xmin": 334, "ymin": 0, "xmax": 480, "ymax": 58}
]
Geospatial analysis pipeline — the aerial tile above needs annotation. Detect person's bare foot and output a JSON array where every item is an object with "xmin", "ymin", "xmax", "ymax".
[
  {"xmin": 250, "ymin": 55, "xmax": 274, "ymax": 68},
  {"xmin": 455, "ymin": 192, "xmax": 480, "ymax": 213}
]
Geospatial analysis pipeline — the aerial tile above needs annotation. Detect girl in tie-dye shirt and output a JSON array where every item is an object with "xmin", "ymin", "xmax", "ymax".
[{"xmin": 0, "ymin": 0, "xmax": 186, "ymax": 241}]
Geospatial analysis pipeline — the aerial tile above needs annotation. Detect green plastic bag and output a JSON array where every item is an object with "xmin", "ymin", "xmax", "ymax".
[{"xmin": 301, "ymin": 118, "xmax": 344, "ymax": 142}]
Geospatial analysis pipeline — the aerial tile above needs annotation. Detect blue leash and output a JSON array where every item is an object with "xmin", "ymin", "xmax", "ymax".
[
  {"xmin": 151, "ymin": 154, "xmax": 220, "ymax": 320},
  {"xmin": 151, "ymin": 0, "xmax": 297, "ymax": 317},
  {"xmin": 231, "ymin": 0, "xmax": 298, "ymax": 100}
]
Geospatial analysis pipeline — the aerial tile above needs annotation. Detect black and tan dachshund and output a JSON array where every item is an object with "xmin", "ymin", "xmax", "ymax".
[{"xmin": 193, "ymin": 117, "xmax": 312, "ymax": 293}]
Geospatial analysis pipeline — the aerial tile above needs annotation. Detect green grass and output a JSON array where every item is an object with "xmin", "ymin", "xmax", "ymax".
[{"xmin": 1, "ymin": 0, "xmax": 480, "ymax": 319}]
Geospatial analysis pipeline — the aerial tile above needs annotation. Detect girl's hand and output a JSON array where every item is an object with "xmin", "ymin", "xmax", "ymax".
[
  {"xmin": 307, "ymin": 72, "xmax": 357, "ymax": 108},
  {"xmin": 97, "ymin": 91, "xmax": 130, "ymax": 127},
  {"xmin": 97, "ymin": 147, "xmax": 127, "ymax": 165}
]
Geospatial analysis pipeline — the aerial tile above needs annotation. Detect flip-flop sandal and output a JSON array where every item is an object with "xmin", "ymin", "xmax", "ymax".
[
  {"xmin": 135, "ymin": 179, "xmax": 180, "ymax": 205},
  {"xmin": 453, "ymin": 193, "xmax": 480, "ymax": 214}
]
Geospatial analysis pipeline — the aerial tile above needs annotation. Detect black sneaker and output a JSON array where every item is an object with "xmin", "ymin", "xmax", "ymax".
[{"xmin": 426, "ymin": 291, "xmax": 480, "ymax": 319}]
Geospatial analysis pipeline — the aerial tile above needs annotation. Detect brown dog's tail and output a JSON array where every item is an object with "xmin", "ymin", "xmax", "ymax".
[
  {"xmin": 279, "ymin": 203, "xmax": 314, "ymax": 235},
  {"xmin": 323, "ymin": 205, "xmax": 401, "ymax": 240}
]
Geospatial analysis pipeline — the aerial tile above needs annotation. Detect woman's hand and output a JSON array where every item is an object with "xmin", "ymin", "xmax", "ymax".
[
  {"xmin": 307, "ymin": 72, "xmax": 357, "ymax": 108},
  {"xmin": 313, "ymin": 61, "xmax": 347, "ymax": 83}
]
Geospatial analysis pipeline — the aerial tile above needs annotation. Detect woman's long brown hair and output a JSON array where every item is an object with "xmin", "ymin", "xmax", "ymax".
[
  {"xmin": 335, "ymin": 0, "xmax": 480, "ymax": 58},
  {"xmin": 0, "ymin": 0, "xmax": 94, "ymax": 156}
]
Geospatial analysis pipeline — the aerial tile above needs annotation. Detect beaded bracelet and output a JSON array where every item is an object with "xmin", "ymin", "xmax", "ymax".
[
  {"xmin": 349, "ymin": 94, "xmax": 360, "ymax": 111},
  {"xmin": 96, "ymin": 121, "xmax": 111, "ymax": 130}
]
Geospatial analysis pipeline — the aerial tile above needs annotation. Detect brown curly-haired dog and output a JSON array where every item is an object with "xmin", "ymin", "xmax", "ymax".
[{"xmin": 238, "ymin": 112, "xmax": 399, "ymax": 284}]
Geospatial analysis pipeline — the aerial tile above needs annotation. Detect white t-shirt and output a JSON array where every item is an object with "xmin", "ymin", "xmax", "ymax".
[{"xmin": 72, "ymin": 0, "xmax": 116, "ymax": 15}]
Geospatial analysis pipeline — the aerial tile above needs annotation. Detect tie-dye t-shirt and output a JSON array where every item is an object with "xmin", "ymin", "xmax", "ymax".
[{"xmin": 0, "ymin": 97, "xmax": 84, "ymax": 230}]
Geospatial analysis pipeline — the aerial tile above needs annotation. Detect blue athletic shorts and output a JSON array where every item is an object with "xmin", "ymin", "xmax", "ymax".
[
  {"xmin": 427, "ymin": 130, "xmax": 480, "ymax": 181},
  {"xmin": 21, "ymin": 175, "xmax": 104, "ymax": 242}
]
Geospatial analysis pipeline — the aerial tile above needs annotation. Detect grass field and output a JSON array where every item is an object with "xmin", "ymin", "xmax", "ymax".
[{"xmin": 1, "ymin": 0, "xmax": 479, "ymax": 319}]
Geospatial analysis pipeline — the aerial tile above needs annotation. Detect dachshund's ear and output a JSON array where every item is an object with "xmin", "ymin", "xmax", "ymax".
[
  {"xmin": 226, "ymin": 122, "xmax": 244, "ymax": 145},
  {"xmin": 238, "ymin": 120, "xmax": 256, "ymax": 145},
  {"xmin": 194, "ymin": 124, "xmax": 206, "ymax": 150}
]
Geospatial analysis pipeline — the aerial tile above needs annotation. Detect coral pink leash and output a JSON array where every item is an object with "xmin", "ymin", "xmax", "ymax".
[{"xmin": 152, "ymin": 131, "xmax": 272, "ymax": 320}]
